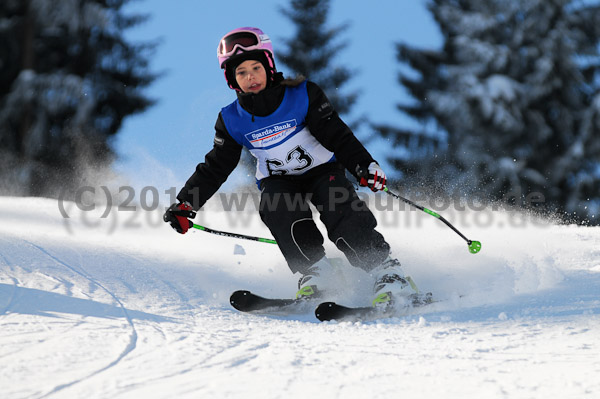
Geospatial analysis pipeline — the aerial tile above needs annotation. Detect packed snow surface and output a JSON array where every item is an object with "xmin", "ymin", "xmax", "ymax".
[{"xmin": 0, "ymin": 195, "xmax": 599, "ymax": 398}]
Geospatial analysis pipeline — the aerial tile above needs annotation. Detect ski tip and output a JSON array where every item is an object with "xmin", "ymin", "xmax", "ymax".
[
  {"xmin": 314, "ymin": 302, "xmax": 337, "ymax": 322},
  {"xmin": 230, "ymin": 290, "xmax": 253, "ymax": 311}
]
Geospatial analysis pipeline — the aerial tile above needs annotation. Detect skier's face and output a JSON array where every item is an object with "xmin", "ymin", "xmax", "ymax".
[{"xmin": 235, "ymin": 60, "xmax": 267, "ymax": 93}]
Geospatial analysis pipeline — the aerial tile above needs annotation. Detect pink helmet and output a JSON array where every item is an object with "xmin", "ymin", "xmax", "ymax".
[
  {"xmin": 217, "ymin": 27, "xmax": 277, "ymax": 91},
  {"xmin": 217, "ymin": 27, "xmax": 274, "ymax": 69}
]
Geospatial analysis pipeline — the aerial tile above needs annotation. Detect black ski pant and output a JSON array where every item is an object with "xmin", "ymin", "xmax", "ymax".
[{"xmin": 259, "ymin": 167, "xmax": 390, "ymax": 275}]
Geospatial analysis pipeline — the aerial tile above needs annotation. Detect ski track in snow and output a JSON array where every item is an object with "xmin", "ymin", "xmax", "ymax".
[
  {"xmin": 0, "ymin": 246, "xmax": 19, "ymax": 320},
  {"xmin": 23, "ymin": 240, "xmax": 139, "ymax": 398},
  {"xmin": 0, "ymin": 196, "xmax": 599, "ymax": 398}
]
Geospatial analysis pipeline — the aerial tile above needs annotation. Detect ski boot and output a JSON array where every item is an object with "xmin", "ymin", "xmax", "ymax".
[
  {"xmin": 371, "ymin": 256, "xmax": 421, "ymax": 307},
  {"xmin": 296, "ymin": 256, "xmax": 336, "ymax": 300}
]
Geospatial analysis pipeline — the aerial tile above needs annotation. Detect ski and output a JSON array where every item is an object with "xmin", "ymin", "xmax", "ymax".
[
  {"xmin": 230, "ymin": 290, "xmax": 312, "ymax": 314},
  {"xmin": 315, "ymin": 302, "xmax": 385, "ymax": 321},
  {"xmin": 315, "ymin": 293, "xmax": 435, "ymax": 322}
]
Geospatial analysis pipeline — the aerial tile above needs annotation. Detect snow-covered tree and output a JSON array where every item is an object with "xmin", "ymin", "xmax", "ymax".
[
  {"xmin": 0, "ymin": 0, "xmax": 156, "ymax": 198},
  {"xmin": 278, "ymin": 0, "xmax": 357, "ymax": 116},
  {"xmin": 380, "ymin": 0, "xmax": 600, "ymax": 224}
]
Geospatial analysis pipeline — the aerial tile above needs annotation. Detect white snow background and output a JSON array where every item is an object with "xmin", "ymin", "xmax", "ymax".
[{"xmin": 0, "ymin": 193, "xmax": 599, "ymax": 398}]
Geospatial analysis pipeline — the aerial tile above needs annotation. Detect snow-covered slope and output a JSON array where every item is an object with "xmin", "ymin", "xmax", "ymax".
[{"xmin": 0, "ymin": 195, "xmax": 599, "ymax": 398}]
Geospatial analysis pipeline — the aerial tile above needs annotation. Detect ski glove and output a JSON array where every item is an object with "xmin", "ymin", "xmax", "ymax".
[
  {"xmin": 356, "ymin": 162, "xmax": 387, "ymax": 192},
  {"xmin": 163, "ymin": 202, "xmax": 196, "ymax": 234}
]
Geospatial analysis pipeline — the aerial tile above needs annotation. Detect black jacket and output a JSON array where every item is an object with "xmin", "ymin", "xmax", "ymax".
[{"xmin": 177, "ymin": 74, "xmax": 375, "ymax": 210}]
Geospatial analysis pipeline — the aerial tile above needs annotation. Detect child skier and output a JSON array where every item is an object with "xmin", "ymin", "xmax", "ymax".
[{"xmin": 163, "ymin": 27, "xmax": 417, "ymax": 306}]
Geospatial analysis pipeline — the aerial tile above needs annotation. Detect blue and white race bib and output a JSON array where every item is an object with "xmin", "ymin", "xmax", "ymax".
[{"xmin": 221, "ymin": 81, "xmax": 335, "ymax": 180}]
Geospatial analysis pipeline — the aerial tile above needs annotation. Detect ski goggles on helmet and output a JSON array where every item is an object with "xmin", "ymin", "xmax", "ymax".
[{"xmin": 217, "ymin": 29, "xmax": 272, "ymax": 68}]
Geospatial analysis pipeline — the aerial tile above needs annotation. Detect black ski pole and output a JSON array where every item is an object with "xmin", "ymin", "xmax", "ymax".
[
  {"xmin": 384, "ymin": 187, "xmax": 482, "ymax": 254},
  {"xmin": 192, "ymin": 224, "xmax": 277, "ymax": 244}
]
